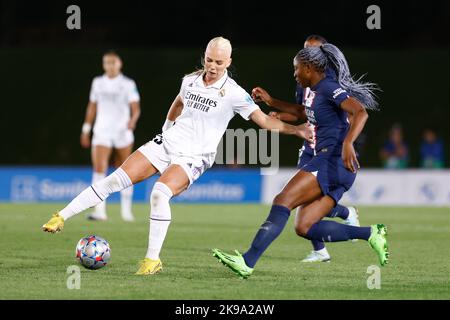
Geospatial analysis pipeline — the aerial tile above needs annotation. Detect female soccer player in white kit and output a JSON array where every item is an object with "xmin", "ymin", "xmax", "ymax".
[
  {"xmin": 81, "ymin": 51, "xmax": 141, "ymax": 221},
  {"xmin": 42, "ymin": 37, "xmax": 313, "ymax": 275}
]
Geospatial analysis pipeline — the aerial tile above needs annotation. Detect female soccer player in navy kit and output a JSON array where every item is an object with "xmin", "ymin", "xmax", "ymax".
[
  {"xmin": 252, "ymin": 35, "xmax": 361, "ymax": 263},
  {"xmin": 213, "ymin": 43, "xmax": 389, "ymax": 278}
]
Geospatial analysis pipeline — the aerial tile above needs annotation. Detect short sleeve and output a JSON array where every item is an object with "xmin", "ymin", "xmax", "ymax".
[
  {"xmin": 89, "ymin": 79, "xmax": 97, "ymax": 103},
  {"xmin": 178, "ymin": 76, "xmax": 191, "ymax": 102},
  {"xmin": 232, "ymin": 89, "xmax": 260, "ymax": 121},
  {"xmin": 127, "ymin": 80, "xmax": 140, "ymax": 103},
  {"xmin": 324, "ymin": 81, "xmax": 350, "ymax": 107}
]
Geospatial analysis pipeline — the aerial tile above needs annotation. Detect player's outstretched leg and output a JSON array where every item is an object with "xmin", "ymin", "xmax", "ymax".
[
  {"xmin": 213, "ymin": 171, "xmax": 323, "ymax": 278},
  {"xmin": 212, "ymin": 204, "xmax": 291, "ymax": 278},
  {"xmin": 43, "ymin": 151, "xmax": 157, "ymax": 233},
  {"xmin": 42, "ymin": 168, "xmax": 132, "ymax": 233}
]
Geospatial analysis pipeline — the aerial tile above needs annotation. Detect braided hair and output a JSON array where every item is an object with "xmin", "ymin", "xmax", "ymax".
[{"xmin": 295, "ymin": 43, "xmax": 380, "ymax": 110}]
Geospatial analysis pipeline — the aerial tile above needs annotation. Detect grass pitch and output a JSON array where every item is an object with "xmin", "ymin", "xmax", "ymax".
[{"xmin": 0, "ymin": 203, "xmax": 449, "ymax": 299}]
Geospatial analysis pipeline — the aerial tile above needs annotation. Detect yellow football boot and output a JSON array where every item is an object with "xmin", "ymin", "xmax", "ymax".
[
  {"xmin": 135, "ymin": 258, "xmax": 163, "ymax": 275},
  {"xmin": 42, "ymin": 213, "xmax": 65, "ymax": 233}
]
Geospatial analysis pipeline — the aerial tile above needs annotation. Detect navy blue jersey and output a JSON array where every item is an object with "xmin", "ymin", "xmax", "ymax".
[
  {"xmin": 296, "ymin": 67, "xmax": 338, "ymax": 156},
  {"xmin": 301, "ymin": 77, "xmax": 350, "ymax": 156},
  {"xmin": 295, "ymin": 67, "xmax": 337, "ymax": 105}
]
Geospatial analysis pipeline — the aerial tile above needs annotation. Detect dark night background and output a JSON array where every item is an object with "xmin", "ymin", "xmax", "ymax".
[{"xmin": 1, "ymin": 0, "xmax": 449, "ymax": 167}]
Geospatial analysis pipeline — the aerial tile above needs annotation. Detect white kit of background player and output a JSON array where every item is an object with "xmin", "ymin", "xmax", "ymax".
[{"xmin": 81, "ymin": 52, "xmax": 140, "ymax": 222}]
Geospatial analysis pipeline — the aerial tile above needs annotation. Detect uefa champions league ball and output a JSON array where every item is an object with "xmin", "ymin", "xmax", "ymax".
[{"xmin": 75, "ymin": 235, "xmax": 111, "ymax": 270}]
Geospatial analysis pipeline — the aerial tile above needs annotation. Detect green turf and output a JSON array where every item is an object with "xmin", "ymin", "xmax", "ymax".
[{"xmin": 0, "ymin": 203, "xmax": 449, "ymax": 299}]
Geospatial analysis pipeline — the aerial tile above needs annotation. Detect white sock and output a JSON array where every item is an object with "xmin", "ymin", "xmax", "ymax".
[
  {"xmin": 145, "ymin": 182, "xmax": 173, "ymax": 260},
  {"xmin": 59, "ymin": 168, "xmax": 132, "ymax": 220},
  {"xmin": 120, "ymin": 186, "xmax": 134, "ymax": 220},
  {"xmin": 92, "ymin": 172, "xmax": 106, "ymax": 217}
]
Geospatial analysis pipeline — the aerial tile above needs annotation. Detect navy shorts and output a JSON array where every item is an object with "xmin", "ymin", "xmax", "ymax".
[
  {"xmin": 299, "ymin": 149, "xmax": 356, "ymax": 204},
  {"xmin": 297, "ymin": 146, "xmax": 313, "ymax": 169}
]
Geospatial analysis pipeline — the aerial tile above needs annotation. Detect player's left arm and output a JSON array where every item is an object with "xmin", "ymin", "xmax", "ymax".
[
  {"xmin": 127, "ymin": 80, "xmax": 141, "ymax": 130},
  {"xmin": 128, "ymin": 101, "xmax": 141, "ymax": 130},
  {"xmin": 249, "ymin": 109, "xmax": 313, "ymax": 141},
  {"xmin": 340, "ymin": 97, "xmax": 369, "ymax": 173}
]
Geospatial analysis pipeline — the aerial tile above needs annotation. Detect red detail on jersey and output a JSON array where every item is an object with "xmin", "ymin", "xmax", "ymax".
[{"xmin": 308, "ymin": 123, "xmax": 318, "ymax": 152}]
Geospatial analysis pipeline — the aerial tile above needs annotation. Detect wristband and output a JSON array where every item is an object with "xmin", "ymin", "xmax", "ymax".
[{"xmin": 81, "ymin": 123, "xmax": 92, "ymax": 134}]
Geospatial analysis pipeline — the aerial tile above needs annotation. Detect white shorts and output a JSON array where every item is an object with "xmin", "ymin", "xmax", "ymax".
[
  {"xmin": 92, "ymin": 130, "xmax": 134, "ymax": 149},
  {"xmin": 137, "ymin": 134, "xmax": 215, "ymax": 185}
]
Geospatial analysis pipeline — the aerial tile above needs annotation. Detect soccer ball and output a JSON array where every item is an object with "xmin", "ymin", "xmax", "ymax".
[{"xmin": 75, "ymin": 235, "xmax": 111, "ymax": 270}]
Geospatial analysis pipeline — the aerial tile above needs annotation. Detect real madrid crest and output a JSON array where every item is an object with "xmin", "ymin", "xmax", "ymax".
[{"xmin": 219, "ymin": 89, "xmax": 226, "ymax": 97}]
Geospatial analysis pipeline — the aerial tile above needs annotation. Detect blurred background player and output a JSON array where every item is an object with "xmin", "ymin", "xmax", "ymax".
[
  {"xmin": 252, "ymin": 35, "xmax": 359, "ymax": 263},
  {"xmin": 80, "ymin": 51, "xmax": 141, "ymax": 221},
  {"xmin": 42, "ymin": 37, "xmax": 314, "ymax": 276}
]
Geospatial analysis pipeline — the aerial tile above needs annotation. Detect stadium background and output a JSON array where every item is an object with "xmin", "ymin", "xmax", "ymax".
[
  {"xmin": 1, "ymin": 0, "xmax": 449, "ymax": 168},
  {"xmin": 1, "ymin": 0, "xmax": 449, "ymax": 206}
]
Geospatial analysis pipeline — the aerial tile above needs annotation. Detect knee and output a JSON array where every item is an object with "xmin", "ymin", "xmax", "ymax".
[
  {"xmin": 150, "ymin": 182, "xmax": 173, "ymax": 221},
  {"xmin": 94, "ymin": 169, "xmax": 132, "ymax": 195},
  {"xmin": 273, "ymin": 192, "xmax": 293, "ymax": 209},
  {"xmin": 295, "ymin": 221, "xmax": 312, "ymax": 238},
  {"xmin": 273, "ymin": 189, "xmax": 308, "ymax": 210}
]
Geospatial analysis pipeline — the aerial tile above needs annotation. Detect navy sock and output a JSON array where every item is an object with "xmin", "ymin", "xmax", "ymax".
[
  {"xmin": 311, "ymin": 240, "xmax": 326, "ymax": 251},
  {"xmin": 326, "ymin": 204, "xmax": 349, "ymax": 220},
  {"xmin": 306, "ymin": 220, "xmax": 371, "ymax": 242},
  {"xmin": 243, "ymin": 205, "xmax": 290, "ymax": 268}
]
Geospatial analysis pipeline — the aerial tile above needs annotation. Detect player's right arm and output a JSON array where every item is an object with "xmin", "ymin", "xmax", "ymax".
[
  {"xmin": 162, "ymin": 94, "xmax": 183, "ymax": 132},
  {"xmin": 252, "ymin": 87, "xmax": 306, "ymax": 120},
  {"xmin": 80, "ymin": 101, "xmax": 96, "ymax": 148},
  {"xmin": 268, "ymin": 111, "xmax": 300, "ymax": 123},
  {"xmin": 249, "ymin": 109, "xmax": 313, "ymax": 141}
]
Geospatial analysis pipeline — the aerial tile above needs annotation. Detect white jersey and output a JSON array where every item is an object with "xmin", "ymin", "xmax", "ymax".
[
  {"xmin": 89, "ymin": 74, "xmax": 140, "ymax": 134},
  {"xmin": 162, "ymin": 71, "xmax": 260, "ymax": 156}
]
